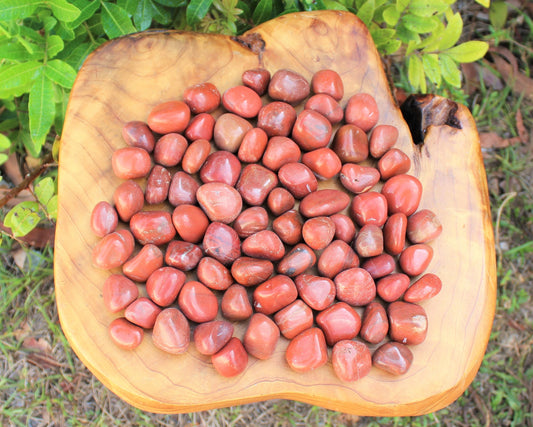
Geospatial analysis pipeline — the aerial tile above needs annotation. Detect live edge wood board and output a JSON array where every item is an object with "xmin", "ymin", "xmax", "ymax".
[{"xmin": 54, "ymin": 10, "xmax": 497, "ymax": 416}]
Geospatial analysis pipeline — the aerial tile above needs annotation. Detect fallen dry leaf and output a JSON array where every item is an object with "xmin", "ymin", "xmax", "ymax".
[
  {"xmin": 491, "ymin": 54, "xmax": 533, "ymax": 101},
  {"xmin": 480, "ymin": 132, "xmax": 522, "ymax": 149},
  {"xmin": 2, "ymin": 153, "xmax": 24, "ymax": 185},
  {"xmin": 22, "ymin": 336, "xmax": 64, "ymax": 369},
  {"xmin": 23, "ymin": 336, "xmax": 52, "ymax": 354},
  {"xmin": 13, "ymin": 320, "xmax": 31, "ymax": 341},
  {"xmin": 27, "ymin": 352, "xmax": 65, "ymax": 370},
  {"xmin": 11, "ymin": 247, "xmax": 27, "ymax": 270},
  {"xmin": 516, "ymin": 109, "xmax": 528, "ymax": 144},
  {"xmin": 0, "ymin": 222, "xmax": 56, "ymax": 248},
  {"xmin": 462, "ymin": 62, "xmax": 504, "ymax": 95}
]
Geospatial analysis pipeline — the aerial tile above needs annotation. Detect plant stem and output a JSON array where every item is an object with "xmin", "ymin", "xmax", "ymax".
[{"xmin": 0, "ymin": 153, "xmax": 55, "ymax": 209}]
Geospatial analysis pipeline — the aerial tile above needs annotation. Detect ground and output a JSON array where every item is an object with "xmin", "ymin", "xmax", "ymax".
[{"xmin": 1, "ymin": 2, "xmax": 533, "ymax": 426}]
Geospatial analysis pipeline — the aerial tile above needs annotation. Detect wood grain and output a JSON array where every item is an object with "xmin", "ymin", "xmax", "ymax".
[{"xmin": 54, "ymin": 11, "xmax": 496, "ymax": 415}]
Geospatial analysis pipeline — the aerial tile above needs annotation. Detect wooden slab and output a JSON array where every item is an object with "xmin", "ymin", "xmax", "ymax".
[{"xmin": 54, "ymin": 10, "xmax": 496, "ymax": 415}]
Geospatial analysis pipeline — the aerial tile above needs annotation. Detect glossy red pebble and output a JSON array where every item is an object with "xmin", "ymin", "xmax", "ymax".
[
  {"xmin": 129, "ymin": 211, "xmax": 176, "ymax": 246},
  {"xmin": 221, "ymin": 284, "xmax": 253, "ymax": 321},
  {"xmin": 183, "ymin": 82, "xmax": 220, "ymax": 114},
  {"xmin": 295, "ymin": 274, "xmax": 336, "ymax": 311},
  {"xmin": 146, "ymin": 267, "xmax": 186, "ymax": 307},
  {"xmin": 222, "ymin": 85, "xmax": 263, "ymax": 118},
  {"xmin": 90, "ymin": 201, "xmax": 118, "ymax": 237},
  {"xmin": 311, "ymin": 69, "xmax": 344, "ymax": 100},
  {"xmin": 318, "ymin": 240, "xmax": 360, "ymax": 279},
  {"xmin": 316, "ymin": 302, "xmax": 361, "ymax": 346},
  {"xmin": 147, "ymin": 100, "xmax": 190, "ymax": 134},
  {"xmin": 253, "ymin": 275, "xmax": 298, "ymax": 315},
  {"xmin": 334, "ymin": 267, "xmax": 376, "ymax": 306},
  {"xmin": 172, "ymin": 204, "xmax": 209, "ymax": 243},
  {"xmin": 102, "ymin": 274, "xmax": 139, "ymax": 313},
  {"xmin": 152, "ymin": 308, "xmax": 190, "ymax": 355},
  {"xmin": 274, "ymin": 300, "xmax": 314, "ymax": 340},
  {"xmin": 203, "ymin": 222, "xmax": 241, "ymax": 265},
  {"xmin": 108, "ymin": 318, "xmax": 144, "ymax": 350},
  {"xmin": 399, "ymin": 243, "xmax": 434, "ymax": 276},
  {"xmin": 211, "ymin": 337, "xmax": 248, "ymax": 377},
  {"xmin": 360, "ymin": 301, "xmax": 389, "ymax": 344},
  {"xmin": 373, "ymin": 342, "xmax": 413, "ymax": 375},
  {"xmin": 381, "ymin": 174, "xmax": 423, "ymax": 216},
  {"xmin": 332, "ymin": 340, "xmax": 372, "ymax": 382},
  {"xmin": 124, "ymin": 297, "xmax": 161, "ymax": 329},
  {"xmin": 242, "ymin": 230, "xmax": 285, "ymax": 261},
  {"xmin": 92, "ymin": 229, "xmax": 134, "ymax": 270},
  {"xmin": 194, "ymin": 320, "xmax": 234, "ymax": 355},
  {"xmin": 165, "ymin": 241, "xmax": 203, "ymax": 271},
  {"xmin": 285, "ymin": 328, "xmax": 328, "ymax": 373},
  {"xmin": 243, "ymin": 313, "xmax": 280, "ymax": 360},
  {"xmin": 388, "ymin": 301, "xmax": 428, "ymax": 345},
  {"xmin": 178, "ymin": 281, "xmax": 218, "ymax": 323},
  {"xmin": 344, "ymin": 93, "xmax": 379, "ymax": 132},
  {"xmin": 403, "ymin": 273, "xmax": 442, "ymax": 303},
  {"xmin": 122, "ymin": 243, "xmax": 163, "ymax": 282}
]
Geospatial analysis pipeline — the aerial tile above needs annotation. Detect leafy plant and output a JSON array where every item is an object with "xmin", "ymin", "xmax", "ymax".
[{"xmin": 0, "ymin": 0, "xmax": 492, "ymax": 239}]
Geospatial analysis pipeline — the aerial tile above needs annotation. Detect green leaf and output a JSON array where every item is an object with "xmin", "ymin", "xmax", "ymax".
[
  {"xmin": 489, "ymin": 1, "xmax": 507, "ymax": 30},
  {"xmin": 445, "ymin": 41, "xmax": 489, "ymax": 63},
  {"xmin": 118, "ymin": 0, "xmax": 138, "ymax": 15},
  {"xmin": 422, "ymin": 53, "xmax": 441, "ymax": 86},
  {"xmin": 43, "ymin": 15, "xmax": 58, "ymax": 32},
  {"xmin": 101, "ymin": 2, "xmax": 136, "ymax": 39},
  {"xmin": 0, "ymin": 0, "xmax": 43, "ymax": 21},
  {"xmin": 396, "ymin": 22, "xmax": 421, "ymax": 43},
  {"xmin": 70, "ymin": 0, "xmax": 101, "ymax": 29},
  {"xmin": 48, "ymin": 0, "xmax": 81, "ymax": 22},
  {"xmin": 475, "ymin": 0, "xmax": 490, "ymax": 7},
  {"xmin": 0, "ymin": 118, "xmax": 18, "ymax": 132},
  {"xmin": 405, "ymin": 39, "xmax": 417, "ymax": 56},
  {"xmin": 3, "ymin": 201, "xmax": 42, "ymax": 237},
  {"xmin": 186, "ymin": 0, "xmax": 214, "ymax": 26},
  {"xmin": 439, "ymin": 53, "xmax": 461, "ymax": 87},
  {"xmin": 396, "ymin": 0, "xmax": 409, "ymax": 12},
  {"xmin": 0, "ymin": 61, "xmax": 42, "ymax": 99},
  {"xmin": 60, "ymin": 41, "xmax": 98, "ymax": 70},
  {"xmin": 13, "ymin": 35, "xmax": 38, "ymax": 57},
  {"xmin": 402, "ymin": 13, "xmax": 439, "ymax": 33},
  {"xmin": 382, "ymin": 5, "xmax": 399, "ymax": 26},
  {"xmin": 47, "ymin": 34, "xmax": 64, "ymax": 58},
  {"xmin": 18, "ymin": 25, "xmax": 45, "ymax": 43},
  {"xmin": 46, "ymin": 194, "xmax": 58, "ymax": 220},
  {"xmin": 134, "ymin": 0, "xmax": 154, "ymax": 30},
  {"xmin": 0, "ymin": 41, "xmax": 34, "ymax": 61},
  {"xmin": 437, "ymin": 11, "xmax": 462, "ymax": 50},
  {"xmin": 150, "ymin": 0, "xmax": 172, "ymax": 25},
  {"xmin": 0, "ymin": 133, "xmax": 11, "ymax": 150},
  {"xmin": 370, "ymin": 27, "xmax": 396, "ymax": 46},
  {"xmin": 322, "ymin": 0, "xmax": 348, "ymax": 10},
  {"xmin": 55, "ymin": 20, "xmax": 76, "ymax": 41},
  {"xmin": 356, "ymin": 0, "xmax": 375, "ymax": 27},
  {"xmin": 252, "ymin": 0, "xmax": 273, "ymax": 24},
  {"xmin": 53, "ymin": 85, "xmax": 68, "ymax": 133},
  {"xmin": 44, "ymin": 59, "xmax": 77, "ymax": 88},
  {"xmin": 383, "ymin": 39, "xmax": 401, "ymax": 54},
  {"xmin": 35, "ymin": 177, "xmax": 55, "ymax": 206},
  {"xmin": 409, "ymin": 0, "xmax": 449, "ymax": 17},
  {"xmin": 28, "ymin": 72, "xmax": 55, "ymax": 153},
  {"xmin": 153, "ymin": 0, "xmax": 184, "ymax": 6},
  {"xmin": 408, "ymin": 54, "xmax": 425, "ymax": 92},
  {"xmin": 0, "ymin": 153, "xmax": 8, "ymax": 165}
]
